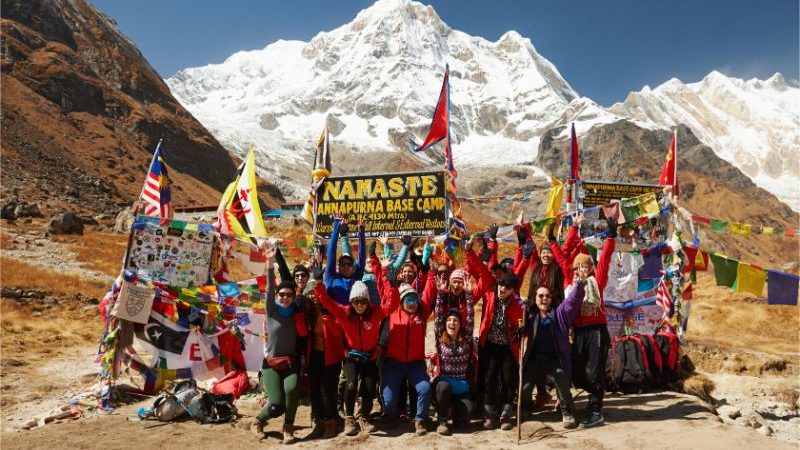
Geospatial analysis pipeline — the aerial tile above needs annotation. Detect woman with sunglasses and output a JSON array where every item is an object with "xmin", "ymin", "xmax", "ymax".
[
  {"xmin": 520, "ymin": 275, "xmax": 588, "ymax": 430},
  {"xmin": 314, "ymin": 254, "xmax": 399, "ymax": 436},
  {"xmin": 325, "ymin": 216, "xmax": 367, "ymax": 305},
  {"xmin": 252, "ymin": 245, "xmax": 308, "ymax": 444}
]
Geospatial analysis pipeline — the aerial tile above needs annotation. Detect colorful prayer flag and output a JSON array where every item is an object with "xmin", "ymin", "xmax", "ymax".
[
  {"xmin": 710, "ymin": 219, "xmax": 728, "ymax": 233},
  {"xmin": 139, "ymin": 140, "xmax": 172, "ymax": 219},
  {"xmin": 761, "ymin": 226, "xmax": 774, "ymax": 236},
  {"xmin": 301, "ymin": 127, "xmax": 331, "ymax": 226},
  {"xmin": 656, "ymin": 277, "xmax": 674, "ymax": 319},
  {"xmin": 766, "ymin": 270, "xmax": 799, "ymax": 306},
  {"xmin": 569, "ymin": 123, "xmax": 580, "ymax": 180},
  {"xmin": 691, "ymin": 214, "xmax": 711, "ymax": 225},
  {"xmin": 414, "ymin": 66, "xmax": 450, "ymax": 153},
  {"xmin": 658, "ymin": 130, "xmax": 680, "ymax": 197},
  {"xmin": 736, "ymin": 263, "xmax": 765, "ymax": 296},
  {"xmin": 545, "ymin": 177, "xmax": 564, "ymax": 218},
  {"xmin": 215, "ymin": 147, "xmax": 268, "ymax": 245},
  {"xmin": 729, "ymin": 222, "xmax": 751, "ymax": 236},
  {"xmin": 709, "ymin": 253, "xmax": 738, "ymax": 288}
]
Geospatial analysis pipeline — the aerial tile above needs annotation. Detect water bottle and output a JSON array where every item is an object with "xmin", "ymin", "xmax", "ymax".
[{"xmin": 137, "ymin": 406, "xmax": 155, "ymax": 419}]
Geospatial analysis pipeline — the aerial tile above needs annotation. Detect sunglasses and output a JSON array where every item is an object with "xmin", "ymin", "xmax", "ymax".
[
  {"xmin": 351, "ymin": 298, "xmax": 369, "ymax": 306},
  {"xmin": 403, "ymin": 297, "xmax": 420, "ymax": 305},
  {"xmin": 277, "ymin": 291, "xmax": 295, "ymax": 298},
  {"xmin": 537, "ymin": 294, "xmax": 552, "ymax": 299}
]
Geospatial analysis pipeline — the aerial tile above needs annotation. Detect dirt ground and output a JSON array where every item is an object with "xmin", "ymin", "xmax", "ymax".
[{"xmin": 1, "ymin": 222, "xmax": 799, "ymax": 449}]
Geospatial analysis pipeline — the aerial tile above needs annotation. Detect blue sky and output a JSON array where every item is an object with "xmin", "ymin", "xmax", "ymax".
[{"xmin": 91, "ymin": 0, "xmax": 798, "ymax": 106}]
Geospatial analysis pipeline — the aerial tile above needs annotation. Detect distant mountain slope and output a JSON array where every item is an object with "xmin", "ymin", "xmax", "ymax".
[
  {"xmin": 0, "ymin": 0, "xmax": 282, "ymax": 215},
  {"xmin": 610, "ymin": 72, "xmax": 800, "ymax": 211}
]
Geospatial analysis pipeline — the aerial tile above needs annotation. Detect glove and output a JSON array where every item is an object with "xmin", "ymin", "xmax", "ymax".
[
  {"xmin": 607, "ymin": 217, "xmax": 618, "ymax": 238},
  {"xmin": 409, "ymin": 250, "xmax": 421, "ymax": 267},
  {"xmin": 339, "ymin": 221, "xmax": 350, "ymax": 236},
  {"xmin": 546, "ymin": 223, "xmax": 557, "ymax": 243},
  {"xmin": 368, "ymin": 240, "xmax": 377, "ymax": 257},
  {"xmin": 516, "ymin": 227, "xmax": 526, "ymax": 246},
  {"xmin": 400, "ymin": 234, "xmax": 413, "ymax": 246},
  {"xmin": 522, "ymin": 240, "xmax": 535, "ymax": 259},
  {"xmin": 312, "ymin": 266, "xmax": 324, "ymax": 281},
  {"xmin": 487, "ymin": 223, "xmax": 498, "ymax": 240}
]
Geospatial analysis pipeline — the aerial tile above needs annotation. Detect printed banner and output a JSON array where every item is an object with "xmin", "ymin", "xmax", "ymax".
[
  {"xmin": 113, "ymin": 281, "xmax": 154, "ymax": 324},
  {"xmin": 315, "ymin": 171, "xmax": 448, "ymax": 238},
  {"xmin": 125, "ymin": 216, "xmax": 215, "ymax": 287},
  {"xmin": 578, "ymin": 180, "xmax": 663, "ymax": 208},
  {"xmin": 605, "ymin": 299, "xmax": 664, "ymax": 337}
]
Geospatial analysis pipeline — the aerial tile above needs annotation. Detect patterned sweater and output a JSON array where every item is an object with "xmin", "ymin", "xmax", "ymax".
[{"xmin": 434, "ymin": 289, "xmax": 474, "ymax": 380}]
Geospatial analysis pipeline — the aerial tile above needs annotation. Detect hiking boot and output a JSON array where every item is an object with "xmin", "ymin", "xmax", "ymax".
[
  {"xmin": 344, "ymin": 416, "xmax": 359, "ymax": 436},
  {"xmin": 415, "ymin": 421, "xmax": 427, "ymax": 436},
  {"xmin": 250, "ymin": 419, "xmax": 266, "ymax": 439},
  {"xmin": 282, "ymin": 424, "xmax": 297, "ymax": 445},
  {"xmin": 358, "ymin": 415, "xmax": 377, "ymax": 434},
  {"xmin": 580, "ymin": 412, "xmax": 604, "ymax": 428},
  {"xmin": 307, "ymin": 419, "xmax": 325, "ymax": 439},
  {"xmin": 322, "ymin": 419, "xmax": 338, "ymax": 439},
  {"xmin": 499, "ymin": 404, "xmax": 514, "ymax": 430},
  {"xmin": 437, "ymin": 422, "xmax": 451, "ymax": 435},
  {"xmin": 562, "ymin": 413, "xmax": 577, "ymax": 429},
  {"xmin": 500, "ymin": 419, "xmax": 514, "ymax": 431},
  {"xmin": 534, "ymin": 392, "xmax": 552, "ymax": 410},
  {"xmin": 483, "ymin": 417, "xmax": 497, "ymax": 429}
]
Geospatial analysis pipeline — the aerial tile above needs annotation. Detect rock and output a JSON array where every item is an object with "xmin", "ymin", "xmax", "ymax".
[
  {"xmin": 113, "ymin": 206, "xmax": 134, "ymax": 233},
  {"xmin": 756, "ymin": 424, "xmax": 773, "ymax": 436},
  {"xmin": 48, "ymin": 212, "xmax": 84, "ymax": 235},
  {"xmin": 13, "ymin": 202, "xmax": 43, "ymax": 218},
  {"xmin": 79, "ymin": 215, "xmax": 99, "ymax": 225},
  {"xmin": 717, "ymin": 405, "xmax": 742, "ymax": 420},
  {"xmin": 31, "ymin": 311, "xmax": 43, "ymax": 317},
  {"xmin": 1, "ymin": 202, "xmax": 17, "ymax": 220},
  {"xmin": 1, "ymin": 288, "xmax": 23, "ymax": 299}
]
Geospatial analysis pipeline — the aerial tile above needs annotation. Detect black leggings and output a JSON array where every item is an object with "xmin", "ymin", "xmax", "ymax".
[
  {"xmin": 571, "ymin": 325, "xmax": 610, "ymax": 414},
  {"xmin": 434, "ymin": 379, "xmax": 474, "ymax": 424},
  {"xmin": 343, "ymin": 360, "xmax": 378, "ymax": 417},
  {"xmin": 309, "ymin": 350, "xmax": 341, "ymax": 421},
  {"xmin": 480, "ymin": 341, "xmax": 518, "ymax": 417}
]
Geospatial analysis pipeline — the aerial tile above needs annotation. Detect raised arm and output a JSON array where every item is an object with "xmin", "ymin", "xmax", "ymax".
[
  {"xmin": 265, "ymin": 268, "xmax": 277, "ymax": 316},
  {"xmin": 354, "ymin": 217, "xmax": 366, "ymax": 280},
  {"xmin": 325, "ymin": 217, "xmax": 341, "ymax": 282},
  {"xmin": 313, "ymin": 270, "xmax": 350, "ymax": 324},
  {"xmin": 274, "ymin": 247, "xmax": 292, "ymax": 283},
  {"xmin": 421, "ymin": 237, "xmax": 433, "ymax": 267},
  {"xmin": 556, "ymin": 279, "xmax": 586, "ymax": 329},
  {"xmin": 595, "ymin": 218, "xmax": 618, "ymax": 292},
  {"xmin": 377, "ymin": 258, "xmax": 400, "ymax": 319}
]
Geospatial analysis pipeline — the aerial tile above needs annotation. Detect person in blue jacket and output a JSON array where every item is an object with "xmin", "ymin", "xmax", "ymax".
[{"xmin": 325, "ymin": 215, "xmax": 366, "ymax": 305}]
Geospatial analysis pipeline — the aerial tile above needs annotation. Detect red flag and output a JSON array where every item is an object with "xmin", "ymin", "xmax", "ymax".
[
  {"xmin": 659, "ymin": 130, "xmax": 680, "ymax": 196},
  {"xmin": 570, "ymin": 123, "xmax": 580, "ymax": 180},
  {"xmin": 414, "ymin": 67, "xmax": 449, "ymax": 152}
]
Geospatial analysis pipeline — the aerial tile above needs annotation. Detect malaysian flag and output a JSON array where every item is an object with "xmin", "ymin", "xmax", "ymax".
[
  {"xmin": 139, "ymin": 140, "xmax": 172, "ymax": 218},
  {"xmin": 656, "ymin": 276, "xmax": 674, "ymax": 319}
]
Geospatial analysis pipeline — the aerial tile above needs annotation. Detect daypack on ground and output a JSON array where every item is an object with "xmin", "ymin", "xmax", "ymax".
[
  {"xmin": 210, "ymin": 370, "xmax": 250, "ymax": 398},
  {"xmin": 654, "ymin": 331, "xmax": 681, "ymax": 385},
  {"xmin": 149, "ymin": 379, "xmax": 238, "ymax": 423},
  {"xmin": 634, "ymin": 333, "xmax": 664, "ymax": 389},
  {"xmin": 152, "ymin": 379, "xmax": 202, "ymax": 422},
  {"xmin": 609, "ymin": 335, "xmax": 648, "ymax": 394},
  {"xmin": 187, "ymin": 391, "xmax": 238, "ymax": 424}
]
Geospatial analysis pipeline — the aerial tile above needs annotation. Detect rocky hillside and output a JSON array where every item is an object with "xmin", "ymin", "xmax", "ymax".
[
  {"xmin": 0, "ymin": 0, "xmax": 283, "ymax": 217},
  {"xmin": 536, "ymin": 120, "xmax": 799, "ymax": 267}
]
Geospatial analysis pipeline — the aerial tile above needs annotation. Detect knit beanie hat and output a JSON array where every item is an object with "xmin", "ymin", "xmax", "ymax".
[
  {"xmin": 349, "ymin": 281, "xmax": 369, "ymax": 301},
  {"xmin": 445, "ymin": 307, "xmax": 462, "ymax": 324},
  {"xmin": 398, "ymin": 283, "xmax": 418, "ymax": 302},
  {"xmin": 449, "ymin": 269, "xmax": 466, "ymax": 282},
  {"xmin": 498, "ymin": 272, "xmax": 519, "ymax": 289},
  {"xmin": 303, "ymin": 278, "xmax": 316, "ymax": 296},
  {"xmin": 572, "ymin": 253, "xmax": 594, "ymax": 270},
  {"xmin": 293, "ymin": 264, "xmax": 309, "ymax": 277},
  {"xmin": 276, "ymin": 279, "xmax": 297, "ymax": 294}
]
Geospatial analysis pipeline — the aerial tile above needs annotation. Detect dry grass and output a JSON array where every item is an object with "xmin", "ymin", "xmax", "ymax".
[
  {"xmin": 66, "ymin": 229, "xmax": 129, "ymax": 277},
  {"xmin": 0, "ymin": 257, "xmax": 108, "ymax": 298},
  {"xmin": 681, "ymin": 372, "xmax": 716, "ymax": 404}
]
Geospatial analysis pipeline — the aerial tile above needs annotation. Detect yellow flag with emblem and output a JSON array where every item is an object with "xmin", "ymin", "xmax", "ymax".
[{"xmin": 215, "ymin": 147, "xmax": 267, "ymax": 244}]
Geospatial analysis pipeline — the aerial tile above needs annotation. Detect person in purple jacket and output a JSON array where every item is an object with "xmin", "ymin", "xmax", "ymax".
[{"xmin": 520, "ymin": 274, "xmax": 588, "ymax": 429}]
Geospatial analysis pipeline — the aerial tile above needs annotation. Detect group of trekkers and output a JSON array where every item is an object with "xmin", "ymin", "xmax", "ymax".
[{"xmin": 252, "ymin": 212, "xmax": 618, "ymax": 444}]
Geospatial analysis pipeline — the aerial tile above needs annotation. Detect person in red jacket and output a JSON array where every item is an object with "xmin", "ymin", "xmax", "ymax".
[
  {"xmin": 475, "ymin": 266, "xmax": 524, "ymax": 431},
  {"xmin": 314, "ymin": 255, "xmax": 399, "ymax": 436},
  {"xmin": 569, "ymin": 217, "xmax": 617, "ymax": 428},
  {"xmin": 304, "ymin": 278, "xmax": 345, "ymax": 439},
  {"xmin": 380, "ymin": 282, "xmax": 435, "ymax": 435}
]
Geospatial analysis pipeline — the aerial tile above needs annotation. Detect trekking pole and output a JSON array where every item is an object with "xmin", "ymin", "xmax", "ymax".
[{"xmin": 516, "ymin": 309, "xmax": 527, "ymax": 445}]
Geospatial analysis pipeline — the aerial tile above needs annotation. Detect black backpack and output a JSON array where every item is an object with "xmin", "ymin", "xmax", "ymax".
[
  {"xmin": 610, "ymin": 336, "xmax": 647, "ymax": 394},
  {"xmin": 654, "ymin": 332, "xmax": 681, "ymax": 386},
  {"xmin": 634, "ymin": 333, "xmax": 663, "ymax": 389},
  {"xmin": 186, "ymin": 392, "xmax": 238, "ymax": 424}
]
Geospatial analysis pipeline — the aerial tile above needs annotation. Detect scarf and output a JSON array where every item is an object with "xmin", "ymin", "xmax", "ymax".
[
  {"xmin": 275, "ymin": 301, "xmax": 297, "ymax": 318},
  {"xmin": 579, "ymin": 276, "xmax": 602, "ymax": 316}
]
